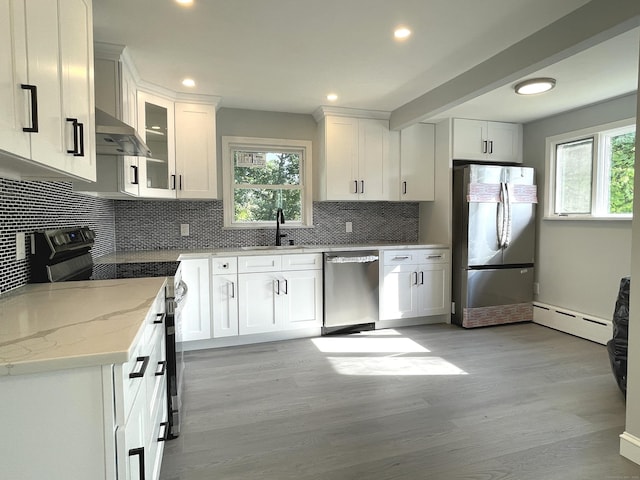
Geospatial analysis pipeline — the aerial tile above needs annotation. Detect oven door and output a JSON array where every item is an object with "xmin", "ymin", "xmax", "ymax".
[{"xmin": 166, "ymin": 267, "xmax": 187, "ymax": 438}]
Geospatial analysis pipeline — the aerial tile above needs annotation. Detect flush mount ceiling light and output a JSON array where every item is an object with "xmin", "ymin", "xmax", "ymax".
[
  {"xmin": 182, "ymin": 78, "xmax": 196, "ymax": 87},
  {"xmin": 514, "ymin": 77, "xmax": 556, "ymax": 95},
  {"xmin": 394, "ymin": 26, "xmax": 411, "ymax": 40},
  {"xmin": 326, "ymin": 93, "xmax": 338, "ymax": 102}
]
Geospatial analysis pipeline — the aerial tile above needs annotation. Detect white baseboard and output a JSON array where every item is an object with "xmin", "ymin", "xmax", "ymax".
[
  {"xmin": 376, "ymin": 315, "xmax": 447, "ymax": 330},
  {"xmin": 620, "ymin": 431, "xmax": 640, "ymax": 466},
  {"xmin": 533, "ymin": 302, "xmax": 612, "ymax": 345}
]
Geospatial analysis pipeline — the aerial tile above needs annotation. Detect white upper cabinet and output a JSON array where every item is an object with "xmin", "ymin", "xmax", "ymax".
[
  {"xmin": 452, "ymin": 118, "xmax": 522, "ymax": 164},
  {"xmin": 174, "ymin": 102, "xmax": 217, "ymax": 199},
  {"xmin": 315, "ymin": 108, "xmax": 395, "ymax": 201},
  {"xmin": 399, "ymin": 123, "xmax": 435, "ymax": 201},
  {"xmin": 0, "ymin": 0, "xmax": 96, "ymax": 181}
]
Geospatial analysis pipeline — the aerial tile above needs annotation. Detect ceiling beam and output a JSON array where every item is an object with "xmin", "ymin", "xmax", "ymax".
[{"xmin": 389, "ymin": 0, "xmax": 640, "ymax": 130}]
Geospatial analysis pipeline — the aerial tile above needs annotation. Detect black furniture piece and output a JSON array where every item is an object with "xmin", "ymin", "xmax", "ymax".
[{"xmin": 607, "ymin": 276, "xmax": 630, "ymax": 395}]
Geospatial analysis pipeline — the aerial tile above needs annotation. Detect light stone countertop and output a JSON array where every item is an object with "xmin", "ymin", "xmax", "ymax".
[
  {"xmin": 0, "ymin": 277, "xmax": 167, "ymax": 377},
  {"xmin": 95, "ymin": 243, "xmax": 450, "ymax": 264}
]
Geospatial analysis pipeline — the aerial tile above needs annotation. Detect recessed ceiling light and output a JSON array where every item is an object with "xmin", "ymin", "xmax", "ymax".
[
  {"xmin": 326, "ymin": 93, "xmax": 338, "ymax": 102},
  {"xmin": 182, "ymin": 78, "xmax": 196, "ymax": 87},
  {"xmin": 394, "ymin": 26, "xmax": 411, "ymax": 40},
  {"xmin": 176, "ymin": 0, "xmax": 193, "ymax": 5},
  {"xmin": 514, "ymin": 78, "xmax": 556, "ymax": 95}
]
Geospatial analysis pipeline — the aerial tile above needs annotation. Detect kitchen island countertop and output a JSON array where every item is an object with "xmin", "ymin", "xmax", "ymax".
[
  {"xmin": 95, "ymin": 243, "xmax": 450, "ymax": 264},
  {"xmin": 0, "ymin": 277, "xmax": 166, "ymax": 376}
]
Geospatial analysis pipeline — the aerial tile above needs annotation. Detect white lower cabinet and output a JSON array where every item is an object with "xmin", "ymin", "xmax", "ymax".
[
  {"xmin": 237, "ymin": 253, "xmax": 323, "ymax": 335},
  {"xmin": 0, "ymin": 284, "xmax": 167, "ymax": 480},
  {"xmin": 380, "ymin": 249, "xmax": 451, "ymax": 320},
  {"xmin": 180, "ymin": 258, "xmax": 212, "ymax": 341}
]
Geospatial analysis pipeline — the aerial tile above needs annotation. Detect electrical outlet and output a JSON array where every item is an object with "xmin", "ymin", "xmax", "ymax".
[
  {"xmin": 345, "ymin": 221, "xmax": 352, "ymax": 233},
  {"xmin": 180, "ymin": 224, "xmax": 190, "ymax": 236},
  {"xmin": 15, "ymin": 232, "xmax": 26, "ymax": 260}
]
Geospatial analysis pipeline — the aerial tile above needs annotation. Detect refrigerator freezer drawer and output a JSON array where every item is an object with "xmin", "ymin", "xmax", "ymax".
[{"xmin": 464, "ymin": 267, "xmax": 534, "ymax": 308}]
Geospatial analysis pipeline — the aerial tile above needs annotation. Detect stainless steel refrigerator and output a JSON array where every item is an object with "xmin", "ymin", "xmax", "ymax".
[{"xmin": 452, "ymin": 164, "xmax": 536, "ymax": 328}]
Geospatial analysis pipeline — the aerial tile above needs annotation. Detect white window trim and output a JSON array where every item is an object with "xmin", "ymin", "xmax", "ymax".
[
  {"xmin": 222, "ymin": 136, "xmax": 313, "ymax": 228},
  {"xmin": 544, "ymin": 118, "xmax": 635, "ymax": 221}
]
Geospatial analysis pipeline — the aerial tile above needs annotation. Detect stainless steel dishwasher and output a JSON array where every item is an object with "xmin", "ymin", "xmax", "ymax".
[{"xmin": 323, "ymin": 250, "xmax": 379, "ymax": 334}]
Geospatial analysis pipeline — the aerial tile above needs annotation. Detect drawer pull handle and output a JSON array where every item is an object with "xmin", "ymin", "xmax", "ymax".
[
  {"xmin": 128, "ymin": 447, "xmax": 146, "ymax": 480},
  {"xmin": 393, "ymin": 256, "xmax": 410, "ymax": 260},
  {"xmin": 158, "ymin": 421, "xmax": 170, "ymax": 442},
  {"xmin": 155, "ymin": 360, "xmax": 167, "ymax": 377},
  {"xmin": 129, "ymin": 356, "xmax": 150, "ymax": 379},
  {"xmin": 153, "ymin": 312, "xmax": 165, "ymax": 324},
  {"xmin": 427, "ymin": 255, "xmax": 443, "ymax": 259}
]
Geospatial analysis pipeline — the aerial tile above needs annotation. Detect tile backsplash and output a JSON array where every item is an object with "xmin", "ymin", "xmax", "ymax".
[
  {"xmin": 0, "ymin": 176, "xmax": 419, "ymax": 293},
  {"xmin": 0, "ymin": 178, "xmax": 115, "ymax": 294},
  {"xmin": 114, "ymin": 200, "xmax": 419, "ymax": 250}
]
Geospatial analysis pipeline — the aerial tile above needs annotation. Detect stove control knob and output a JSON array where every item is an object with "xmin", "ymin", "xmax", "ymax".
[{"xmin": 53, "ymin": 234, "xmax": 67, "ymax": 246}]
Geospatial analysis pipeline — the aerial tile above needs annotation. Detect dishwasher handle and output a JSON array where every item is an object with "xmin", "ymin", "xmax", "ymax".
[{"xmin": 325, "ymin": 254, "xmax": 379, "ymax": 264}]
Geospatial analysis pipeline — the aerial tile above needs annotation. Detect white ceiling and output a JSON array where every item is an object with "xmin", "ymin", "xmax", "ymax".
[{"xmin": 92, "ymin": 0, "xmax": 638, "ymax": 124}]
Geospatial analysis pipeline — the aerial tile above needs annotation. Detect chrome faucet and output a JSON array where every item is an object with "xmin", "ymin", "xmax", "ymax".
[{"xmin": 275, "ymin": 208, "xmax": 287, "ymax": 246}]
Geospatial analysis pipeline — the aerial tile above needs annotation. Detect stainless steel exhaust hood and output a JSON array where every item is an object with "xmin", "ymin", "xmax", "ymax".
[{"xmin": 95, "ymin": 108, "xmax": 152, "ymax": 157}]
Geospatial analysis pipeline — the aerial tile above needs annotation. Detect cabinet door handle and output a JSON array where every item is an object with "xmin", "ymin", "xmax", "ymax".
[
  {"xmin": 283, "ymin": 278, "xmax": 288, "ymax": 295},
  {"xmin": 229, "ymin": 281, "xmax": 235, "ymax": 299},
  {"xmin": 171, "ymin": 174, "xmax": 176, "ymax": 190},
  {"xmin": 402, "ymin": 181, "xmax": 407, "ymax": 195},
  {"xmin": 419, "ymin": 271, "xmax": 424, "ymax": 285},
  {"xmin": 131, "ymin": 165, "xmax": 139, "ymax": 185},
  {"xmin": 128, "ymin": 447, "xmax": 146, "ymax": 480},
  {"xmin": 66, "ymin": 118, "xmax": 80, "ymax": 155},
  {"xmin": 155, "ymin": 360, "xmax": 167, "ymax": 377},
  {"xmin": 354, "ymin": 180, "xmax": 358, "ymax": 194},
  {"xmin": 129, "ymin": 356, "xmax": 150, "ymax": 379},
  {"xmin": 482, "ymin": 140, "xmax": 488, "ymax": 154},
  {"xmin": 179, "ymin": 175, "xmax": 183, "ymax": 190},
  {"xmin": 361, "ymin": 180, "xmax": 365, "ymax": 194},
  {"xmin": 153, "ymin": 312, "xmax": 165, "ymax": 324},
  {"xmin": 274, "ymin": 279, "xmax": 280, "ymax": 295},
  {"xmin": 488, "ymin": 140, "xmax": 493, "ymax": 154},
  {"xmin": 412, "ymin": 272, "xmax": 418, "ymax": 286},
  {"xmin": 21, "ymin": 84, "xmax": 39, "ymax": 133},
  {"xmin": 157, "ymin": 421, "xmax": 170, "ymax": 442},
  {"xmin": 77, "ymin": 122, "xmax": 85, "ymax": 157}
]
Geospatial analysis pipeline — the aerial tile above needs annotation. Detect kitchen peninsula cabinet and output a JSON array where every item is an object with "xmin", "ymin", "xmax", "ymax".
[
  {"xmin": 0, "ymin": 278, "xmax": 168, "ymax": 480},
  {"xmin": 211, "ymin": 257, "xmax": 239, "ymax": 338},
  {"xmin": 180, "ymin": 258, "xmax": 213, "ymax": 342},
  {"xmin": 452, "ymin": 118, "xmax": 522, "ymax": 163},
  {"xmin": 380, "ymin": 248, "xmax": 451, "ymax": 320},
  {"xmin": 0, "ymin": 0, "xmax": 96, "ymax": 181},
  {"xmin": 314, "ymin": 108, "xmax": 395, "ymax": 201}
]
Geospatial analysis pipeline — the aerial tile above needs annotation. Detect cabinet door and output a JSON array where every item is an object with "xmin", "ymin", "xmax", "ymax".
[
  {"xmin": 380, "ymin": 264, "xmax": 418, "ymax": 320},
  {"xmin": 417, "ymin": 263, "xmax": 450, "ymax": 316},
  {"xmin": 124, "ymin": 388, "xmax": 147, "ymax": 480},
  {"xmin": 486, "ymin": 121, "xmax": 523, "ymax": 163},
  {"xmin": 58, "ymin": 0, "xmax": 95, "ymax": 181},
  {"xmin": 180, "ymin": 259, "xmax": 212, "ymax": 342},
  {"xmin": 281, "ymin": 269, "xmax": 322, "ymax": 329},
  {"xmin": 137, "ymin": 91, "xmax": 176, "ymax": 198},
  {"xmin": 452, "ymin": 118, "xmax": 487, "ymax": 161},
  {"xmin": 238, "ymin": 272, "xmax": 282, "ymax": 335},
  {"xmin": 324, "ymin": 116, "xmax": 359, "ymax": 200},
  {"xmin": 175, "ymin": 102, "xmax": 217, "ymax": 199},
  {"xmin": 212, "ymin": 274, "xmax": 239, "ymax": 338},
  {"xmin": 358, "ymin": 118, "xmax": 390, "ymax": 200},
  {"xmin": 24, "ymin": 0, "xmax": 65, "ymax": 169},
  {"xmin": 400, "ymin": 123, "xmax": 435, "ymax": 201},
  {"xmin": 0, "ymin": 0, "xmax": 30, "ymax": 160}
]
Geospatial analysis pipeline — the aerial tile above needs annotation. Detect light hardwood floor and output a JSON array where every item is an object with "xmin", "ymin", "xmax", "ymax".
[{"xmin": 160, "ymin": 323, "xmax": 640, "ymax": 480}]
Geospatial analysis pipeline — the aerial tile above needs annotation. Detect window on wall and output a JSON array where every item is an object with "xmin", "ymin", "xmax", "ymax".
[
  {"xmin": 222, "ymin": 136, "xmax": 313, "ymax": 228},
  {"xmin": 546, "ymin": 119, "xmax": 635, "ymax": 219}
]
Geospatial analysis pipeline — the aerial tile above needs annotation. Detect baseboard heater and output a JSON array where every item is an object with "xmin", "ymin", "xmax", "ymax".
[{"xmin": 533, "ymin": 302, "xmax": 612, "ymax": 345}]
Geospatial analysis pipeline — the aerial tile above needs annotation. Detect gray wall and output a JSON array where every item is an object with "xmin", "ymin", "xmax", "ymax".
[{"xmin": 524, "ymin": 93, "xmax": 636, "ymax": 320}]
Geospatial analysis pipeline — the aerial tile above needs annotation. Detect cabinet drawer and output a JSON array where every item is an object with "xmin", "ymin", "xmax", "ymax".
[
  {"xmin": 383, "ymin": 250, "xmax": 421, "ymax": 266},
  {"xmin": 281, "ymin": 253, "xmax": 322, "ymax": 271},
  {"xmin": 212, "ymin": 256, "xmax": 237, "ymax": 275},
  {"xmin": 238, "ymin": 255, "xmax": 282, "ymax": 273},
  {"xmin": 419, "ymin": 249, "xmax": 449, "ymax": 264}
]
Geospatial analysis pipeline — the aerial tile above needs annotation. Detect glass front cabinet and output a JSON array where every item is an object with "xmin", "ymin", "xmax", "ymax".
[{"xmin": 137, "ymin": 91, "xmax": 177, "ymax": 198}]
